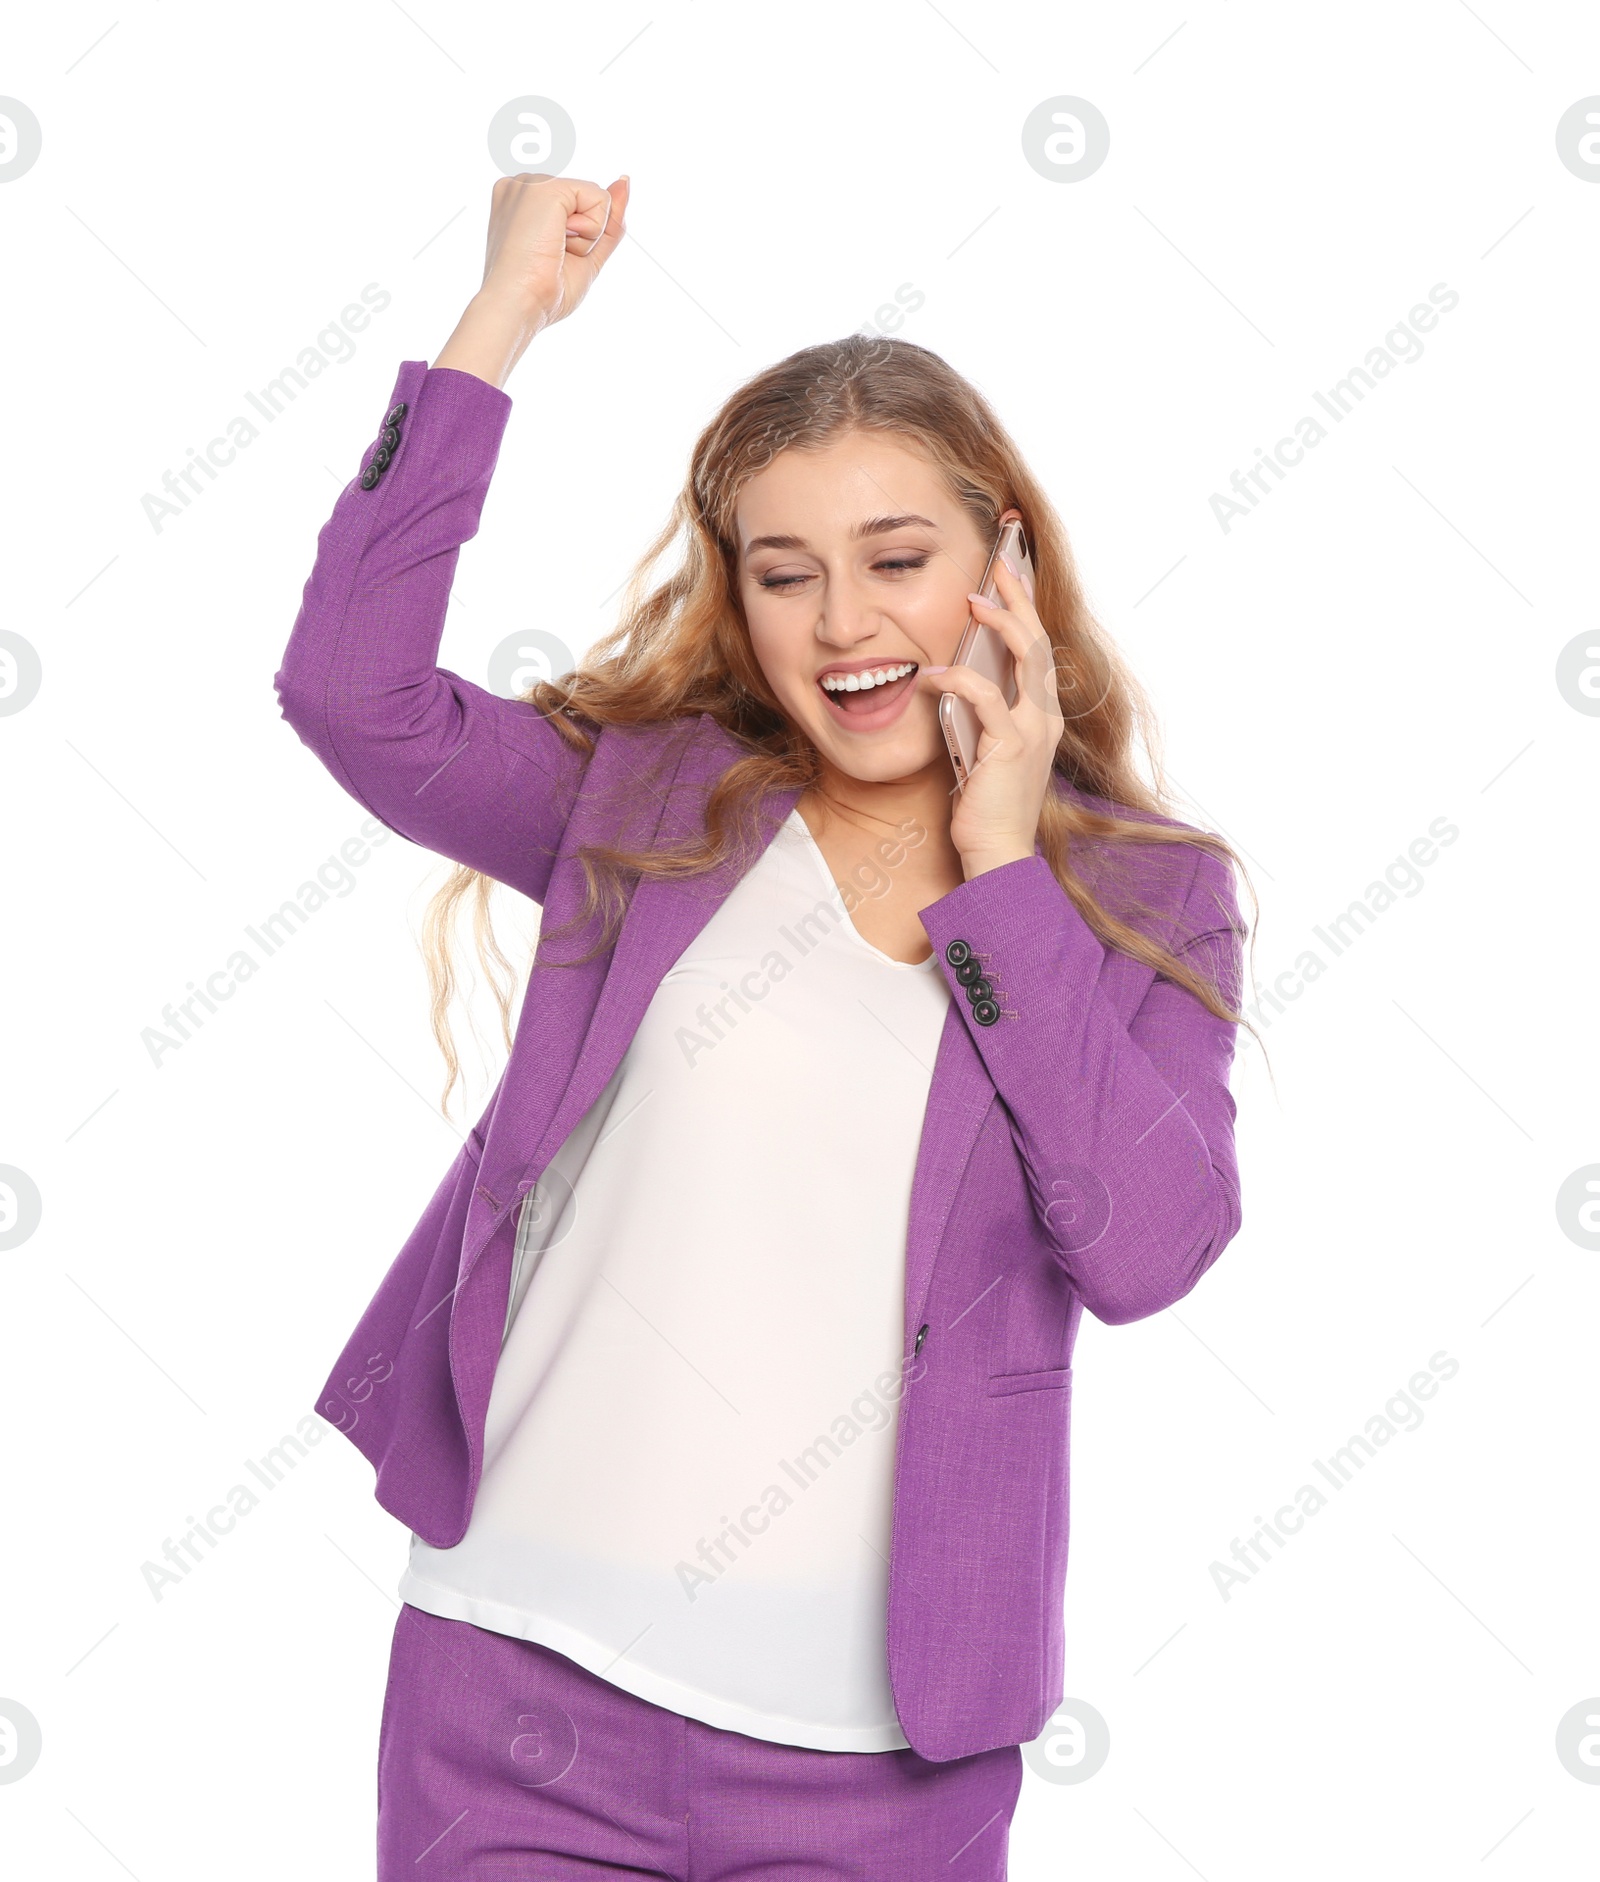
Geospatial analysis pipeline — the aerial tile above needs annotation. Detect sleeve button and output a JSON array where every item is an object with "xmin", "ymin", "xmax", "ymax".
[
  {"xmin": 964, "ymin": 976, "xmax": 994, "ymax": 1004},
  {"xmin": 379, "ymin": 424, "xmax": 401, "ymax": 450},
  {"xmin": 944, "ymin": 939, "xmax": 972, "ymax": 968},
  {"xmin": 370, "ymin": 445, "xmax": 392, "ymax": 471},
  {"xmin": 384, "ymin": 401, "xmax": 408, "ymax": 427},
  {"xmin": 359, "ymin": 465, "xmax": 382, "ymax": 490},
  {"xmin": 971, "ymin": 998, "xmax": 1000, "ymax": 1026}
]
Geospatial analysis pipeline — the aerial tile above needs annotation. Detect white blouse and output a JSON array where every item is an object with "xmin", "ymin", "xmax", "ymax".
[{"xmin": 399, "ymin": 809, "xmax": 951, "ymax": 1750}]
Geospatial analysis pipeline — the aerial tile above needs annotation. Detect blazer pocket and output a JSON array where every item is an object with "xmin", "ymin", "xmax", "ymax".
[{"xmin": 986, "ymin": 1364, "xmax": 1073, "ymax": 1398}]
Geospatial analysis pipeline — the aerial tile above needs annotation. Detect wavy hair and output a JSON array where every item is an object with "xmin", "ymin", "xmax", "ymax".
[{"xmin": 423, "ymin": 333, "xmax": 1260, "ymax": 1109}]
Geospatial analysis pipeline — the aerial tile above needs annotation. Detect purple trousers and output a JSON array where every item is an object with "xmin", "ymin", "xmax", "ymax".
[{"xmin": 378, "ymin": 1604, "xmax": 1023, "ymax": 1878}]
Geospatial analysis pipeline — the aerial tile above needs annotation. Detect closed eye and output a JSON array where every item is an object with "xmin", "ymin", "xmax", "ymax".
[{"xmin": 758, "ymin": 554, "xmax": 932, "ymax": 591}]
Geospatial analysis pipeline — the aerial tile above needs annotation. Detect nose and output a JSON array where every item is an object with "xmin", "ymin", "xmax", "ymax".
[{"xmin": 815, "ymin": 568, "xmax": 882, "ymax": 650}]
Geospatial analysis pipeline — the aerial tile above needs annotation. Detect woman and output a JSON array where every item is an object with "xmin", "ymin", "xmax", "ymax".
[{"xmin": 276, "ymin": 172, "xmax": 1251, "ymax": 1880}]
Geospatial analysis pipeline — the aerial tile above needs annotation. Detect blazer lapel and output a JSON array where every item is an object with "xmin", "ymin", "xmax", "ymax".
[
  {"xmin": 900, "ymin": 778, "xmax": 1099, "ymax": 1346},
  {"xmin": 902, "ymin": 1005, "xmax": 995, "ymax": 1351},
  {"xmin": 518, "ymin": 714, "xmax": 803, "ymax": 1195}
]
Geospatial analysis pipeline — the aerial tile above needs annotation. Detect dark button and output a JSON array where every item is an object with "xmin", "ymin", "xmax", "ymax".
[
  {"xmin": 379, "ymin": 424, "xmax": 401, "ymax": 450},
  {"xmin": 944, "ymin": 939, "xmax": 971, "ymax": 968},
  {"xmin": 971, "ymin": 998, "xmax": 1000, "ymax": 1026},
  {"xmin": 359, "ymin": 464, "xmax": 382, "ymax": 490},
  {"xmin": 913, "ymin": 1324, "xmax": 928, "ymax": 1355},
  {"xmin": 964, "ymin": 976, "xmax": 994, "ymax": 1004},
  {"xmin": 370, "ymin": 444, "xmax": 392, "ymax": 471},
  {"xmin": 384, "ymin": 400, "xmax": 408, "ymax": 427},
  {"xmin": 954, "ymin": 958, "xmax": 981, "ymax": 986}
]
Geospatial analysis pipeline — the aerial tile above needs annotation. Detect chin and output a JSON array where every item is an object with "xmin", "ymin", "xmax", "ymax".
[
  {"xmin": 815, "ymin": 725, "xmax": 944, "ymax": 784},
  {"xmin": 787, "ymin": 688, "xmax": 946, "ymax": 783}
]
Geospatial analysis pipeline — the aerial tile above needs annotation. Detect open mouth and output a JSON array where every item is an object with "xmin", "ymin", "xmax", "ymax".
[{"xmin": 817, "ymin": 660, "xmax": 920, "ymax": 722}]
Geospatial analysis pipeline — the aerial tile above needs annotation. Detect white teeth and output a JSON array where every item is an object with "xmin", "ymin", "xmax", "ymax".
[{"xmin": 820, "ymin": 661, "xmax": 916, "ymax": 695}]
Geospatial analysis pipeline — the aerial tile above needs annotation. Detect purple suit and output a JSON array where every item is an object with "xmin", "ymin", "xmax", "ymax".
[{"xmin": 275, "ymin": 361, "xmax": 1245, "ymax": 1766}]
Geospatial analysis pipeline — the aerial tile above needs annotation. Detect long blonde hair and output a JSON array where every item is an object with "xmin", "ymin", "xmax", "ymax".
[{"xmin": 423, "ymin": 333, "xmax": 1260, "ymax": 1110}]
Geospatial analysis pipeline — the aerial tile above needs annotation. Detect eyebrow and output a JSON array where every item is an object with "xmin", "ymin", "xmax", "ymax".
[{"xmin": 742, "ymin": 514, "xmax": 942, "ymax": 557}]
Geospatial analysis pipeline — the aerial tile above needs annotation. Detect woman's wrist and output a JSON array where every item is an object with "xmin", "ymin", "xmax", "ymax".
[
  {"xmin": 434, "ymin": 290, "xmax": 548, "ymax": 389},
  {"xmin": 959, "ymin": 842, "xmax": 1035, "ymax": 881}
]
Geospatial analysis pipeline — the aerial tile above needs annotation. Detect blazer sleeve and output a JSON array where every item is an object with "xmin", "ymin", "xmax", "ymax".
[
  {"xmin": 917, "ymin": 841, "xmax": 1246, "ymax": 1326},
  {"xmin": 273, "ymin": 358, "xmax": 588, "ymax": 902}
]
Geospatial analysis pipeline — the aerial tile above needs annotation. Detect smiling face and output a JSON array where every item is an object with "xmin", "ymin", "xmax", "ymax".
[{"xmin": 734, "ymin": 430, "xmax": 1017, "ymax": 784}]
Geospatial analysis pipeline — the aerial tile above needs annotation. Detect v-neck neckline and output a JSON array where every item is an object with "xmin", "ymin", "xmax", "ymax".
[{"xmin": 781, "ymin": 809, "xmax": 938, "ymax": 972}]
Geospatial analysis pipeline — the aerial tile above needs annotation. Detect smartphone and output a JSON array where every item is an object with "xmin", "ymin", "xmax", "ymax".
[{"xmin": 939, "ymin": 518, "xmax": 1037, "ymax": 789}]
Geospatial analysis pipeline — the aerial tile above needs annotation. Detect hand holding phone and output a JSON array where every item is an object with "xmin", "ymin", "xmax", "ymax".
[{"xmin": 939, "ymin": 518, "xmax": 1037, "ymax": 789}]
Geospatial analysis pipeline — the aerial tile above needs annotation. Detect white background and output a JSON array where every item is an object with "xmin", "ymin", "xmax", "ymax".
[{"xmin": 3, "ymin": 2, "xmax": 1597, "ymax": 1875}]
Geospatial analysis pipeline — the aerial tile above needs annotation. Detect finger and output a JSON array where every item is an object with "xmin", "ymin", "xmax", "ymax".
[
  {"xmin": 566, "ymin": 199, "xmax": 609, "ymax": 249},
  {"xmin": 965, "ymin": 591, "xmax": 1062, "ymax": 722},
  {"xmin": 992, "ymin": 546, "xmax": 1037, "ymax": 606},
  {"xmin": 922, "ymin": 662, "xmax": 1020, "ymax": 755},
  {"xmin": 984, "ymin": 554, "xmax": 1043, "ymax": 632},
  {"xmin": 558, "ymin": 176, "xmax": 615, "ymax": 245},
  {"xmin": 577, "ymin": 175, "xmax": 629, "ymax": 264},
  {"xmin": 984, "ymin": 558, "xmax": 1106, "ymax": 725}
]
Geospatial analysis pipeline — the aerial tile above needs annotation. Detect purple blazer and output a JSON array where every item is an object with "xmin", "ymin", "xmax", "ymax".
[{"xmin": 275, "ymin": 361, "xmax": 1246, "ymax": 1764}]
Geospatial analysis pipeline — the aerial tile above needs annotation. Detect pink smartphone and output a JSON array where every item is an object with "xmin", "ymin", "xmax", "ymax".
[{"xmin": 939, "ymin": 519, "xmax": 1037, "ymax": 789}]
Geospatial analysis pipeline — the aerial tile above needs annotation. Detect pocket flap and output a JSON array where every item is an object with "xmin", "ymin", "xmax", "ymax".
[{"xmin": 986, "ymin": 1365, "xmax": 1073, "ymax": 1397}]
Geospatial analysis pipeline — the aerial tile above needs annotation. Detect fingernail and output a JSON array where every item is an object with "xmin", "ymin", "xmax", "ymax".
[
  {"xmin": 923, "ymin": 665, "xmax": 950, "ymax": 675},
  {"xmin": 967, "ymin": 592, "xmax": 990, "ymax": 606},
  {"xmin": 1000, "ymin": 552, "xmax": 1018, "ymax": 576}
]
